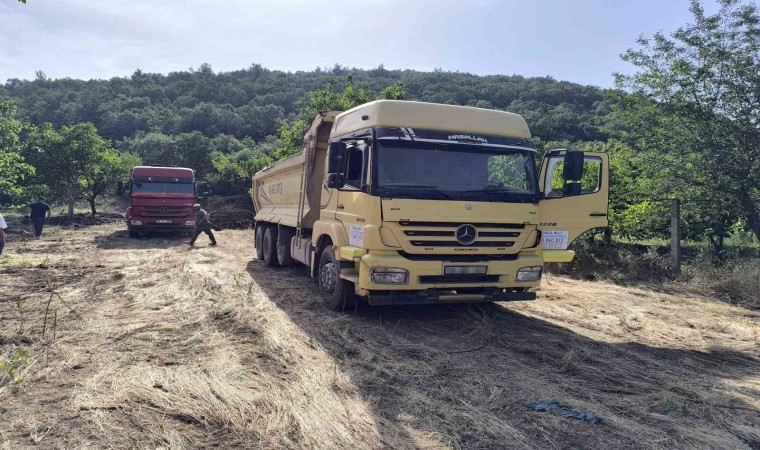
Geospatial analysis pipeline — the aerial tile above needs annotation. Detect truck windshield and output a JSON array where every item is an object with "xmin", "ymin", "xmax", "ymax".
[
  {"xmin": 132, "ymin": 182, "xmax": 194, "ymax": 195},
  {"xmin": 376, "ymin": 140, "xmax": 538, "ymax": 203}
]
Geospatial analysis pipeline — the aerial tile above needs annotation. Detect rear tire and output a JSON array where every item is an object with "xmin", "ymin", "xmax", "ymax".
[
  {"xmin": 262, "ymin": 226, "xmax": 279, "ymax": 267},
  {"xmin": 276, "ymin": 227, "xmax": 295, "ymax": 266},
  {"xmin": 318, "ymin": 247, "xmax": 356, "ymax": 311},
  {"xmin": 255, "ymin": 225, "xmax": 265, "ymax": 260}
]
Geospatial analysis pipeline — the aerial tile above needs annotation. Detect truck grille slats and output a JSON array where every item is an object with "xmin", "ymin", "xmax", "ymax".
[
  {"xmin": 411, "ymin": 241, "xmax": 514, "ymax": 247},
  {"xmin": 398, "ymin": 220, "xmax": 526, "ymax": 251},
  {"xmin": 141, "ymin": 207, "xmax": 188, "ymax": 217},
  {"xmin": 404, "ymin": 230, "xmax": 521, "ymax": 238},
  {"xmin": 399, "ymin": 221, "xmax": 525, "ymax": 229},
  {"xmin": 387, "ymin": 220, "xmax": 532, "ymax": 253}
]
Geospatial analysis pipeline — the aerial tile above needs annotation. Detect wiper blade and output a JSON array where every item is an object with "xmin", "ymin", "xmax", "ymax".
[
  {"xmin": 382, "ymin": 184, "xmax": 453, "ymax": 200},
  {"xmin": 463, "ymin": 189, "xmax": 532, "ymax": 202}
]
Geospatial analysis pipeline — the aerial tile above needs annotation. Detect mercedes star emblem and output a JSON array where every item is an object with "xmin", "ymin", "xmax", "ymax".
[
  {"xmin": 455, "ymin": 224, "xmax": 478, "ymax": 245},
  {"xmin": 159, "ymin": 207, "xmax": 169, "ymax": 213}
]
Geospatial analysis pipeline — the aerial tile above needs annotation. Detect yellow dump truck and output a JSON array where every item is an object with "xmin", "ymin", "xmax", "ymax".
[{"xmin": 253, "ymin": 100, "xmax": 608, "ymax": 309}]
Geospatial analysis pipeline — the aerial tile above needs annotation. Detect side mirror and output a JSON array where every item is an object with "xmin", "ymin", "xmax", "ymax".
[
  {"xmin": 563, "ymin": 151, "xmax": 584, "ymax": 181},
  {"xmin": 326, "ymin": 173, "xmax": 345, "ymax": 189},
  {"xmin": 327, "ymin": 141, "xmax": 346, "ymax": 174},
  {"xmin": 117, "ymin": 181, "xmax": 124, "ymax": 196},
  {"xmin": 563, "ymin": 151, "xmax": 584, "ymax": 196}
]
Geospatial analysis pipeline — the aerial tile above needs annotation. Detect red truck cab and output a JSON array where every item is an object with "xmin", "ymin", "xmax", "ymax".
[{"xmin": 125, "ymin": 166, "xmax": 197, "ymax": 237}]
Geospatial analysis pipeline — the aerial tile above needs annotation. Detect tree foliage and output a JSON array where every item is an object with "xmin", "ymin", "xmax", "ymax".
[
  {"xmin": 276, "ymin": 75, "xmax": 403, "ymax": 159},
  {"xmin": 23, "ymin": 122, "xmax": 138, "ymax": 217},
  {"xmin": 1, "ymin": 65, "xmax": 609, "ymax": 145},
  {"xmin": 1, "ymin": 64, "xmax": 614, "ymax": 202},
  {"xmin": 79, "ymin": 148, "xmax": 141, "ymax": 215},
  {"xmin": 0, "ymin": 101, "xmax": 34, "ymax": 203},
  {"xmin": 615, "ymin": 0, "xmax": 760, "ymax": 252}
]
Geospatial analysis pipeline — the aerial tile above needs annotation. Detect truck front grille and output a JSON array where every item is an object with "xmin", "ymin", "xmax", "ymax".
[
  {"xmin": 141, "ymin": 206, "xmax": 190, "ymax": 217},
  {"xmin": 394, "ymin": 221, "xmax": 528, "ymax": 253}
]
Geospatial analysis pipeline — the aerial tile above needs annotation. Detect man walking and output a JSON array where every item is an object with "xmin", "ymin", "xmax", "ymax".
[
  {"xmin": 187, "ymin": 204, "xmax": 216, "ymax": 246},
  {"xmin": 0, "ymin": 212, "xmax": 7, "ymax": 256},
  {"xmin": 29, "ymin": 197, "xmax": 51, "ymax": 239}
]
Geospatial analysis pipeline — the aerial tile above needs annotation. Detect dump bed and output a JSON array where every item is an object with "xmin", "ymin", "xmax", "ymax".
[{"xmin": 252, "ymin": 112, "xmax": 337, "ymax": 229}]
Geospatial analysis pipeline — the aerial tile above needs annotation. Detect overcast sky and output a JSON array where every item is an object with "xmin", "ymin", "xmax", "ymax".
[{"xmin": 0, "ymin": 0, "xmax": 716, "ymax": 88}]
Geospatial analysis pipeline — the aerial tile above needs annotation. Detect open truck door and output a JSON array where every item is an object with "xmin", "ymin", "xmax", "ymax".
[{"xmin": 538, "ymin": 149, "xmax": 609, "ymax": 263}]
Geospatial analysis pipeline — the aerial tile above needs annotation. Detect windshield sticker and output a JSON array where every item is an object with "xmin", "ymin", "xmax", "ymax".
[
  {"xmin": 543, "ymin": 231, "xmax": 569, "ymax": 250},
  {"xmin": 448, "ymin": 134, "xmax": 488, "ymax": 144},
  {"xmin": 376, "ymin": 127, "xmax": 536, "ymax": 151},
  {"xmin": 349, "ymin": 225, "xmax": 364, "ymax": 248}
]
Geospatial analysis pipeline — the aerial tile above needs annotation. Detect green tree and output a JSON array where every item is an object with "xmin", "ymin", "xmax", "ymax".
[
  {"xmin": 24, "ymin": 122, "xmax": 108, "ymax": 218},
  {"xmin": 117, "ymin": 131, "xmax": 214, "ymax": 178},
  {"xmin": 275, "ymin": 76, "xmax": 405, "ymax": 159},
  {"xmin": 0, "ymin": 101, "xmax": 34, "ymax": 204},
  {"xmin": 615, "ymin": 0, "xmax": 760, "ymax": 253},
  {"xmin": 80, "ymin": 148, "xmax": 141, "ymax": 215},
  {"xmin": 206, "ymin": 136, "xmax": 277, "ymax": 196}
]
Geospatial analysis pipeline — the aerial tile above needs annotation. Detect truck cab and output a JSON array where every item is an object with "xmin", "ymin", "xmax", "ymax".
[
  {"xmin": 253, "ymin": 101, "xmax": 608, "ymax": 309},
  {"xmin": 124, "ymin": 166, "xmax": 198, "ymax": 238}
]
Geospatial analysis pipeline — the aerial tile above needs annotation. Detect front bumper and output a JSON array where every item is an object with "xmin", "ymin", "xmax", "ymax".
[
  {"xmin": 126, "ymin": 217, "xmax": 195, "ymax": 229},
  {"xmin": 365, "ymin": 289, "xmax": 535, "ymax": 305},
  {"xmin": 352, "ymin": 251, "xmax": 541, "ymax": 303}
]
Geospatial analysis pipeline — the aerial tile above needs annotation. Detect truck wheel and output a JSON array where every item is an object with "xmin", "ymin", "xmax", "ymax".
[
  {"xmin": 262, "ymin": 227, "xmax": 279, "ymax": 267},
  {"xmin": 254, "ymin": 225, "xmax": 264, "ymax": 260},
  {"xmin": 277, "ymin": 227, "xmax": 295, "ymax": 266},
  {"xmin": 318, "ymin": 247, "xmax": 356, "ymax": 311},
  {"xmin": 128, "ymin": 229, "xmax": 139, "ymax": 238}
]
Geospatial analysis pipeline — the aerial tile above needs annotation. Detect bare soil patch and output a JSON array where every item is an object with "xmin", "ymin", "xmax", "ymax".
[{"xmin": 1, "ymin": 224, "xmax": 758, "ymax": 449}]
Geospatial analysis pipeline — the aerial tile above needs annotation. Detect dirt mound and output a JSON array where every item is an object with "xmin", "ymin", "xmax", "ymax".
[{"xmin": 203, "ymin": 195, "xmax": 254, "ymax": 230}]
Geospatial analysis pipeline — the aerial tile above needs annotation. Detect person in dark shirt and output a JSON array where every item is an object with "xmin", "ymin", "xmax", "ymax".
[
  {"xmin": 187, "ymin": 204, "xmax": 217, "ymax": 246},
  {"xmin": 29, "ymin": 197, "xmax": 52, "ymax": 239}
]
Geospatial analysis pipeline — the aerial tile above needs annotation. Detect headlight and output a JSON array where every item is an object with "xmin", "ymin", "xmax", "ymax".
[
  {"xmin": 185, "ymin": 220, "xmax": 195, "ymax": 226},
  {"xmin": 516, "ymin": 266, "xmax": 542, "ymax": 282},
  {"xmin": 371, "ymin": 267, "xmax": 409, "ymax": 284},
  {"xmin": 130, "ymin": 220, "xmax": 143, "ymax": 226}
]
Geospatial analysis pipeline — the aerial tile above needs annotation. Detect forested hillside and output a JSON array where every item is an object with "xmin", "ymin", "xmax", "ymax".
[
  {"xmin": 0, "ymin": 65, "xmax": 616, "ymax": 221},
  {"xmin": 0, "ymin": 65, "xmax": 610, "ymax": 145}
]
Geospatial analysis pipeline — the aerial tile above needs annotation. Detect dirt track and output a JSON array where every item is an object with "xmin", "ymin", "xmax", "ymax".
[{"xmin": 1, "ymin": 224, "xmax": 758, "ymax": 449}]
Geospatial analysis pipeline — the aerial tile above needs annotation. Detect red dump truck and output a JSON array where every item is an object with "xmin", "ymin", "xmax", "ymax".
[{"xmin": 123, "ymin": 166, "xmax": 198, "ymax": 237}]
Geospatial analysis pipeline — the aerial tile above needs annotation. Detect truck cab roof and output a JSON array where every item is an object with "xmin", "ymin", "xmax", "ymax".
[
  {"xmin": 132, "ymin": 166, "xmax": 195, "ymax": 179},
  {"xmin": 331, "ymin": 100, "xmax": 532, "ymax": 140}
]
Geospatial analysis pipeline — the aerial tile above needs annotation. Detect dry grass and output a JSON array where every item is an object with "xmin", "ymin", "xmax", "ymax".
[{"xmin": 1, "ymin": 224, "xmax": 758, "ymax": 449}]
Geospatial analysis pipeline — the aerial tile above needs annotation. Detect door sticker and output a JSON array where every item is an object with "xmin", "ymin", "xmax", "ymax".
[
  {"xmin": 543, "ymin": 231, "xmax": 569, "ymax": 250},
  {"xmin": 349, "ymin": 225, "xmax": 364, "ymax": 248}
]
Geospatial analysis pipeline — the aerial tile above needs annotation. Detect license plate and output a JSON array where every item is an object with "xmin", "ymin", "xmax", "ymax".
[
  {"xmin": 444, "ymin": 265, "xmax": 487, "ymax": 275},
  {"xmin": 156, "ymin": 219, "xmax": 173, "ymax": 224}
]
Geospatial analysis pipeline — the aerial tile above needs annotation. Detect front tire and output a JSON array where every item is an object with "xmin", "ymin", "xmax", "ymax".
[
  {"xmin": 262, "ymin": 226, "xmax": 279, "ymax": 267},
  {"xmin": 255, "ymin": 225, "xmax": 265, "ymax": 260},
  {"xmin": 128, "ymin": 229, "xmax": 139, "ymax": 238},
  {"xmin": 318, "ymin": 247, "xmax": 356, "ymax": 311}
]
